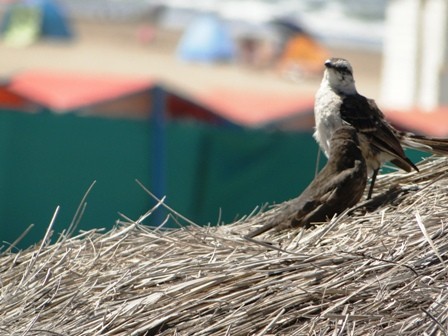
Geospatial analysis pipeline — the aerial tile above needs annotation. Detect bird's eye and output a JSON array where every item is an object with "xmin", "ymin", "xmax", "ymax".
[{"xmin": 336, "ymin": 65, "xmax": 352, "ymax": 75}]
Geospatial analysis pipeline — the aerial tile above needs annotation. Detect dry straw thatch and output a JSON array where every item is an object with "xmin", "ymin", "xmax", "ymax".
[{"xmin": 1, "ymin": 156, "xmax": 448, "ymax": 335}]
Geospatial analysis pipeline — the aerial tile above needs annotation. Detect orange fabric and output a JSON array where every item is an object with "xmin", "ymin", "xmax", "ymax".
[
  {"xmin": 199, "ymin": 88, "xmax": 314, "ymax": 125},
  {"xmin": 8, "ymin": 70, "xmax": 153, "ymax": 111},
  {"xmin": 279, "ymin": 35, "xmax": 328, "ymax": 74},
  {"xmin": 0, "ymin": 86, "xmax": 27, "ymax": 108},
  {"xmin": 386, "ymin": 108, "xmax": 448, "ymax": 137}
]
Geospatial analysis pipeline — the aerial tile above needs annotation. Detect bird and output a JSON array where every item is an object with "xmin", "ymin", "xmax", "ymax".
[
  {"xmin": 314, "ymin": 57, "xmax": 448, "ymax": 198},
  {"xmin": 245, "ymin": 125, "xmax": 367, "ymax": 239}
]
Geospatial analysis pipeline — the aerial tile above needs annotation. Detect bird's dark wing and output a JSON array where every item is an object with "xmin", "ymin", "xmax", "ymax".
[
  {"xmin": 340, "ymin": 95, "xmax": 417, "ymax": 171},
  {"xmin": 290, "ymin": 161, "xmax": 366, "ymax": 228},
  {"xmin": 246, "ymin": 125, "xmax": 367, "ymax": 239},
  {"xmin": 290, "ymin": 188, "xmax": 337, "ymax": 227},
  {"xmin": 245, "ymin": 167, "xmax": 357, "ymax": 238}
]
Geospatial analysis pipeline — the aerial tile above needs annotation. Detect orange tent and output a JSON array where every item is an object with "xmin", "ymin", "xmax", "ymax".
[{"xmin": 277, "ymin": 34, "xmax": 329, "ymax": 78}]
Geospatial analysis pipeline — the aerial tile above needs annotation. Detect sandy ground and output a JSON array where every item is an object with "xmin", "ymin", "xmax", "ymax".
[{"xmin": 0, "ymin": 20, "xmax": 383, "ymax": 100}]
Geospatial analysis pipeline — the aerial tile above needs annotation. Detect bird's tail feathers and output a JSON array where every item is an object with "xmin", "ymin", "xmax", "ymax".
[{"xmin": 400, "ymin": 132, "xmax": 448, "ymax": 155}]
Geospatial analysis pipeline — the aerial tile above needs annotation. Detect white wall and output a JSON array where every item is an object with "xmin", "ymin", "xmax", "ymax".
[{"xmin": 380, "ymin": 0, "xmax": 448, "ymax": 110}]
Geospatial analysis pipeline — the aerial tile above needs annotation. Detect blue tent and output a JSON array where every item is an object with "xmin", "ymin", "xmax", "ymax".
[
  {"xmin": 177, "ymin": 14, "xmax": 235, "ymax": 63},
  {"xmin": 1, "ymin": 0, "xmax": 73, "ymax": 45}
]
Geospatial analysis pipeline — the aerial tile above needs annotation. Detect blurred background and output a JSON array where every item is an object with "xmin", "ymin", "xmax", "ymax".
[{"xmin": 0, "ymin": 0, "xmax": 446, "ymax": 249}]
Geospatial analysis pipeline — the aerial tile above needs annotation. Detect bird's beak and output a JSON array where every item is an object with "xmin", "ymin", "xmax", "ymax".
[{"xmin": 324, "ymin": 59, "xmax": 334, "ymax": 69}]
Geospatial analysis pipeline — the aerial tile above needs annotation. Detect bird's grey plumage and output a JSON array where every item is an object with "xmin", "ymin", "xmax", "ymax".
[
  {"xmin": 314, "ymin": 57, "xmax": 448, "ymax": 197},
  {"xmin": 245, "ymin": 125, "xmax": 367, "ymax": 238}
]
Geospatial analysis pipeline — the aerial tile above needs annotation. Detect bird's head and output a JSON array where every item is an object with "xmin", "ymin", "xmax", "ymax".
[{"xmin": 323, "ymin": 58, "xmax": 357, "ymax": 95}]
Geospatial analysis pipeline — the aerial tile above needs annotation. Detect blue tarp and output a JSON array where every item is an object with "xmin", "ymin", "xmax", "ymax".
[
  {"xmin": 36, "ymin": 0, "xmax": 73, "ymax": 38},
  {"xmin": 177, "ymin": 14, "xmax": 235, "ymax": 62}
]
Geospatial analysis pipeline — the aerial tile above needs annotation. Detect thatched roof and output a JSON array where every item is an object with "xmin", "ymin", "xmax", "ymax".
[{"xmin": 1, "ymin": 156, "xmax": 448, "ymax": 335}]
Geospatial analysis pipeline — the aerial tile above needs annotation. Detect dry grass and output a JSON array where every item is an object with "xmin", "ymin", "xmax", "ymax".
[{"xmin": 1, "ymin": 156, "xmax": 448, "ymax": 335}]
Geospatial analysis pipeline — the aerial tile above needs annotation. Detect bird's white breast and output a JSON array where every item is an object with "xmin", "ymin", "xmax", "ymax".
[
  {"xmin": 313, "ymin": 84, "xmax": 343, "ymax": 157},
  {"xmin": 313, "ymin": 85, "xmax": 382, "ymax": 174}
]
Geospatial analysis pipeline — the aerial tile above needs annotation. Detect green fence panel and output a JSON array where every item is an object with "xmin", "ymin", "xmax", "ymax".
[
  {"xmin": 188, "ymin": 127, "xmax": 320, "ymax": 224},
  {"xmin": 0, "ymin": 110, "xmax": 429, "ymax": 250},
  {"xmin": 0, "ymin": 111, "xmax": 153, "ymax": 249}
]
